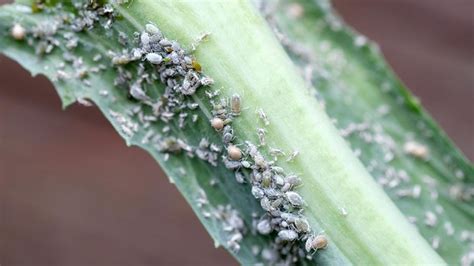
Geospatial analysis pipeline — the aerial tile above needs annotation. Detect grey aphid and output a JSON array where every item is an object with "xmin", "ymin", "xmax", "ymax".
[
  {"xmin": 294, "ymin": 218, "xmax": 310, "ymax": 233},
  {"xmin": 140, "ymin": 31, "xmax": 150, "ymax": 45},
  {"xmin": 257, "ymin": 128, "xmax": 266, "ymax": 146},
  {"xmin": 159, "ymin": 39, "xmax": 172, "ymax": 46},
  {"xmin": 281, "ymin": 183, "xmax": 291, "ymax": 192},
  {"xmin": 285, "ymin": 175, "xmax": 302, "ymax": 186},
  {"xmin": 251, "ymin": 186, "xmax": 265, "ymax": 199},
  {"xmin": 286, "ymin": 191, "xmax": 304, "ymax": 206},
  {"xmin": 264, "ymin": 188, "xmax": 281, "ymax": 199},
  {"xmin": 131, "ymin": 48, "xmax": 143, "ymax": 60},
  {"xmin": 200, "ymin": 76, "xmax": 214, "ymax": 86},
  {"xmin": 272, "ymin": 166, "xmax": 285, "ymax": 174},
  {"xmin": 260, "ymin": 197, "xmax": 272, "ymax": 211},
  {"xmin": 271, "ymin": 198, "xmax": 283, "ymax": 208},
  {"xmin": 171, "ymin": 41, "xmax": 181, "ymax": 51},
  {"xmin": 146, "ymin": 53, "xmax": 163, "ymax": 64},
  {"xmin": 224, "ymin": 159, "xmax": 241, "ymax": 170},
  {"xmin": 169, "ymin": 51, "xmax": 180, "ymax": 64},
  {"xmin": 145, "ymin": 23, "xmax": 161, "ymax": 35},
  {"xmin": 222, "ymin": 125, "xmax": 234, "ymax": 144},
  {"xmin": 181, "ymin": 70, "xmax": 200, "ymax": 95},
  {"xmin": 278, "ymin": 230, "xmax": 298, "ymax": 241},
  {"xmin": 235, "ymin": 172, "xmax": 245, "ymax": 183},
  {"xmin": 256, "ymin": 219, "xmax": 272, "ymax": 235},
  {"xmin": 281, "ymin": 212, "xmax": 298, "ymax": 223},
  {"xmin": 130, "ymin": 83, "xmax": 151, "ymax": 101},
  {"xmin": 274, "ymin": 175, "xmax": 285, "ymax": 186}
]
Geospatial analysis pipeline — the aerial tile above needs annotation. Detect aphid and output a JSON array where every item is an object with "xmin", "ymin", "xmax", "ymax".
[
  {"xmin": 235, "ymin": 172, "xmax": 245, "ymax": 183},
  {"xmin": 286, "ymin": 150, "xmax": 299, "ymax": 162},
  {"xmin": 253, "ymin": 153, "xmax": 267, "ymax": 169},
  {"xmin": 274, "ymin": 175, "xmax": 285, "ymax": 186},
  {"xmin": 227, "ymin": 145, "xmax": 242, "ymax": 161},
  {"xmin": 146, "ymin": 52, "xmax": 163, "ymax": 64},
  {"xmin": 285, "ymin": 175, "xmax": 302, "ymax": 186},
  {"xmin": 77, "ymin": 98, "xmax": 92, "ymax": 107},
  {"xmin": 286, "ymin": 191, "xmax": 304, "ymax": 207},
  {"xmin": 191, "ymin": 32, "xmax": 211, "ymax": 51},
  {"xmin": 278, "ymin": 230, "xmax": 298, "ymax": 241},
  {"xmin": 340, "ymin": 207, "xmax": 348, "ymax": 217},
  {"xmin": 257, "ymin": 128, "xmax": 266, "ymax": 146},
  {"xmin": 256, "ymin": 219, "xmax": 272, "ymax": 235},
  {"xmin": 424, "ymin": 211, "xmax": 437, "ymax": 227},
  {"xmin": 270, "ymin": 198, "xmax": 283, "ymax": 208},
  {"xmin": 129, "ymin": 82, "xmax": 151, "ymax": 101},
  {"xmin": 200, "ymin": 76, "xmax": 214, "ymax": 86},
  {"xmin": 272, "ymin": 166, "xmax": 285, "ymax": 174},
  {"xmin": 231, "ymin": 94, "xmax": 241, "ymax": 115},
  {"xmin": 191, "ymin": 59, "xmax": 202, "ymax": 72},
  {"xmin": 210, "ymin": 117, "xmax": 224, "ymax": 130},
  {"xmin": 403, "ymin": 141, "xmax": 429, "ymax": 159},
  {"xmin": 281, "ymin": 183, "xmax": 291, "ymax": 192},
  {"xmin": 209, "ymin": 179, "xmax": 218, "ymax": 186},
  {"xmin": 222, "ymin": 125, "xmax": 234, "ymax": 144},
  {"xmin": 55, "ymin": 70, "xmax": 70, "ymax": 81},
  {"xmin": 261, "ymin": 171, "xmax": 272, "ymax": 188},
  {"xmin": 270, "ymin": 148, "xmax": 286, "ymax": 157},
  {"xmin": 224, "ymin": 159, "xmax": 241, "ymax": 170},
  {"xmin": 93, "ymin": 54, "xmax": 102, "ymax": 62},
  {"xmin": 281, "ymin": 212, "xmax": 298, "ymax": 223},
  {"xmin": 260, "ymin": 197, "xmax": 272, "ymax": 211},
  {"xmin": 257, "ymin": 108, "xmax": 270, "ymax": 126},
  {"xmin": 140, "ymin": 31, "xmax": 150, "ymax": 45},
  {"xmin": 11, "ymin": 23, "xmax": 26, "ymax": 40},
  {"xmin": 241, "ymin": 160, "xmax": 251, "ymax": 168},
  {"xmin": 181, "ymin": 70, "xmax": 201, "ymax": 95},
  {"xmin": 251, "ymin": 245, "xmax": 260, "ymax": 256},
  {"xmin": 145, "ymin": 23, "xmax": 161, "ymax": 36},
  {"xmin": 251, "ymin": 186, "xmax": 265, "ymax": 199},
  {"xmin": 305, "ymin": 234, "xmax": 328, "ymax": 252},
  {"xmin": 444, "ymin": 222, "xmax": 454, "ymax": 236},
  {"xmin": 112, "ymin": 55, "xmax": 130, "ymax": 65},
  {"xmin": 294, "ymin": 218, "xmax": 310, "ymax": 233},
  {"xmin": 431, "ymin": 236, "xmax": 440, "ymax": 250}
]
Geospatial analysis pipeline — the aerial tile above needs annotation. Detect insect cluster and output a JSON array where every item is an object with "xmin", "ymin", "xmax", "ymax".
[
  {"xmin": 7, "ymin": 0, "xmax": 328, "ymax": 263},
  {"xmin": 206, "ymin": 93, "xmax": 327, "ymax": 263}
]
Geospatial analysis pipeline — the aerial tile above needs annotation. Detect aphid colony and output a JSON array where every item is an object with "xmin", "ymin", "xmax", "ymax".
[
  {"xmin": 9, "ymin": 0, "xmax": 327, "ymax": 263},
  {"xmin": 207, "ymin": 92, "xmax": 327, "ymax": 263},
  {"xmin": 266, "ymin": 3, "xmax": 474, "ymax": 262}
]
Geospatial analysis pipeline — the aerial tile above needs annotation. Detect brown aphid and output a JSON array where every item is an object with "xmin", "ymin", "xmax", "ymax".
[
  {"xmin": 11, "ymin": 24, "xmax": 26, "ymax": 41},
  {"xmin": 403, "ymin": 141, "xmax": 429, "ymax": 159},
  {"xmin": 227, "ymin": 145, "xmax": 242, "ymax": 161},
  {"xmin": 211, "ymin": 117, "xmax": 224, "ymax": 130},
  {"xmin": 305, "ymin": 234, "xmax": 328, "ymax": 252}
]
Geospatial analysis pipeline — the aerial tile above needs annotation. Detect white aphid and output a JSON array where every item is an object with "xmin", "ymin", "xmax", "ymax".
[
  {"xmin": 145, "ymin": 23, "xmax": 161, "ymax": 35},
  {"xmin": 256, "ymin": 219, "xmax": 272, "ymax": 235},
  {"xmin": 278, "ymin": 229, "xmax": 298, "ymax": 241},
  {"xmin": 146, "ymin": 52, "xmax": 163, "ymax": 64}
]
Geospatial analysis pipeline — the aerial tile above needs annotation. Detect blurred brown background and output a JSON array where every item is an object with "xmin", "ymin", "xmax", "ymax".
[{"xmin": 0, "ymin": 0, "xmax": 473, "ymax": 265}]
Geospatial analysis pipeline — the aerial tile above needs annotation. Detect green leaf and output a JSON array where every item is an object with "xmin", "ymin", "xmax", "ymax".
[
  {"xmin": 0, "ymin": 0, "xmax": 451, "ymax": 265},
  {"xmin": 266, "ymin": 0, "xmax": 474, "ymax": 264}
]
